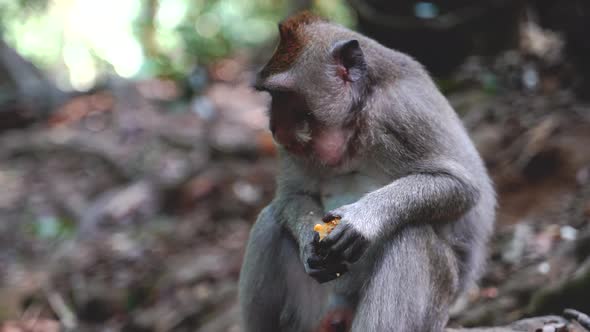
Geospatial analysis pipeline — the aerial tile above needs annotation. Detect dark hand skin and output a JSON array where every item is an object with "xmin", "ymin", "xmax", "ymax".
[
  {"xmin": 304, "ymin": 234, "xmax": 348, "ymax": 283},
  {"xmin": 304, "ymin": 213, "xmax": 369, "ymax": 284}
]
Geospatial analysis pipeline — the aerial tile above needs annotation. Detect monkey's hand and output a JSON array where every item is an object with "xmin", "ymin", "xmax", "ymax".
[
  {"xmin": 320, "ymin": 209, "xmax": 370, "ymax": 264},
  {"xmin": 303, "ymin": 233, "xmax": 348, "ymax": 284}
]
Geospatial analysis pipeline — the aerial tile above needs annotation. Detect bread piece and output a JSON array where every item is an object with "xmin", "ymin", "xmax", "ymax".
[{"xmin": 313, "ymin": 217, "xmax": 341, "ymax": 241}]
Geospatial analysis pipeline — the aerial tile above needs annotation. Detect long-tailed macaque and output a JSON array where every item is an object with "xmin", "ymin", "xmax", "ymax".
[{"xmin": 239, "ymin": 12, "xmax": 495, "ymax": 332}]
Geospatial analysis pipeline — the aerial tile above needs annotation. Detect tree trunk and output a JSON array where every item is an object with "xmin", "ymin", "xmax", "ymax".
[{"xmin": 0, "ymin": 36, "xmax": 62, "ymax": 130}]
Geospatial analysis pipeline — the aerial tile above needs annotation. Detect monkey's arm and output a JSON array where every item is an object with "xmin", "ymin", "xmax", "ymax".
[
  {"xmin": 273, "ymin": 152, "xmax": 348, "ymax": 282},
  {"xmin": 272, "ymin": 189, "xmax": 322, "ymax": 252},
  {"xmin": 323, "ymin": 79, "xmax": 483, "ymax": 257},
  {"xmin": 323, "ymin": 160, "xmax": 479, "ymax": 253},
  {"xmin": 274, "ymin": 152, "xmax": 323, "ymax": 244}
]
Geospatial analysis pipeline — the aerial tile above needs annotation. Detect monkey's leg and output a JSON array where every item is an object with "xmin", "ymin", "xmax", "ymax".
[
  {"xmin": 351, "ymin": 226, "xmax": 459, "ymax": 332},
  {"xmin": 239, "ymin": 206, "xmax": 328, "ymax": 332}
]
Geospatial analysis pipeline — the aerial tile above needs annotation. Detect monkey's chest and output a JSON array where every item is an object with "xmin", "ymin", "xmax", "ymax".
[{"xmin": 320, "ymin": 172, "xmax": 388, "ymax": 212}]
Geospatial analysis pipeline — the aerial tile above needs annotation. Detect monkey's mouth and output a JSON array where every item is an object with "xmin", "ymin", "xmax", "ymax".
[
  {"xmin": 311, "ymin": 126, "xmax": 349, "ymax": 167},
  {"xmin": 271, "ymin": 119, "xmax": 312, "ymax": 155},
  {"xmin": 293, "ymin": 121, "xmax": 312, "ymax": 144},
  {"xmin": 266, "ymin": 89, "xmax": 313, "ymax": 154}
]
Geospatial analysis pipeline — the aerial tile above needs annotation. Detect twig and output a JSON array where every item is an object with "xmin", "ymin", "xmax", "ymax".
[{"xmin": 45, "ymin": 290, "xmax": 78, "ymax": 330}]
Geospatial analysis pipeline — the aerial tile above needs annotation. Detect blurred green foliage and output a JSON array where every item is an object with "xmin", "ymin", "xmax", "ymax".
[
  {"xmin": 0, "ymin": 0, "xmax": 355, "ymax": 90},
  {"xmin": 28, "ymin": 215, "xmax": 75, "ymax": 240}
]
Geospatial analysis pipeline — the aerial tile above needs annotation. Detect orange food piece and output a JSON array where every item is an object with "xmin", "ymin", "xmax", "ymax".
[{"xmin": 313, "ymin": 217, "xmax": 341, "ymax": 241}]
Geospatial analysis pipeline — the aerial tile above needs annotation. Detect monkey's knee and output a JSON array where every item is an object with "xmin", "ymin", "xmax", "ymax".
[
  {"xmin": 389, "ymin": 226, "xmax": 459, "ymax": 294},
  {"xmin": 352, "ymin": 227, "xmax": 459, "ymax": 331}
]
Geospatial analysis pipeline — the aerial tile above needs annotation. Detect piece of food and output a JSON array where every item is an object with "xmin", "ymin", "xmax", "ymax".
[{"xmin": 313, "ymin": 217, "xmax": 341, "ymax": 241}]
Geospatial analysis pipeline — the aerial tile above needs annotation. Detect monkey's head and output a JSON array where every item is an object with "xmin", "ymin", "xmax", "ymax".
[{"xmin": 254, "ymin": 12, "xmax": 370, "ymax": 167}]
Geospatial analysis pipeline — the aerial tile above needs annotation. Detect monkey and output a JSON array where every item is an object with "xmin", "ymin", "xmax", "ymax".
[{"xmin": 239, "ymin": 12, "xmax": 496, "ymax": 332}]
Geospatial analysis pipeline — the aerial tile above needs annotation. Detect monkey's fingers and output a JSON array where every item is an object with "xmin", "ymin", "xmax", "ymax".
[
  {"xmin": 311, "ymin": 233, "xmax": 332, "ymax": 259},
  {"xmin": 321, "ymin": 225, "xmax": 369, "ymax": 264},
  {"xmin": 307, "ymin": 264, "xmax": 348, "ymax": 284},
  {"xmin": 329, "ymin": 227, "xmax": 357, "ymax": 253},
  {"xmin": 307, "ymin": 254, "xmax": 327, "ymax": 269},
  {"xmin": 312, "ymin": 232, "xmax": 321, "ymax": 245},
  {"xmin": 322, "ymin": 212, "xmax": 342, "ymax": 223},
  {"xmin": 320, "ymin": 223, "xmax": 348, "ymax": 248}
]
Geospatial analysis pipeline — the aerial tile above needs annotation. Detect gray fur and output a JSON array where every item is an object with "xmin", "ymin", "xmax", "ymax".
[{"xmin": 240, "ymin": 18, "xmax": 495, "ymax": 332}]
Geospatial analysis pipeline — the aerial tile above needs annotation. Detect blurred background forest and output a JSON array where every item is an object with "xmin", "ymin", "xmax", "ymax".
[{"xmin": 0, "ymin": 0, "xmax": 589, "ymax": 331}]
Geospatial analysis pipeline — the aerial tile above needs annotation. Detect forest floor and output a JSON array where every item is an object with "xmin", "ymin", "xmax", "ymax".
[{"xmin": 0, "ymin": 50, "xmax": 589, "ymax": 332}]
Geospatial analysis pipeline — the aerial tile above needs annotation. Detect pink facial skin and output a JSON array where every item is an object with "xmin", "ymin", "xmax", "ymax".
[{"xmin": 312, "ymin": 126, "xmax": 348, "ymax": 167}]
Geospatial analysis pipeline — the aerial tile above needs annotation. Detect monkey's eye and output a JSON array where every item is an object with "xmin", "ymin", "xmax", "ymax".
[
  {"xmin": 254, "ymin": 84, "xmax": 285, "ymax": 96},
  {"xmin": 252, "ymin": 76, "xmax": 273, "ymax": 92},
  {"xmin": 253, "ymin": 78, "xmax": 293, "ymax": 94},
  {"xmin": 253, "ymin": 83, "xmax": 268, "ymax": 92}
]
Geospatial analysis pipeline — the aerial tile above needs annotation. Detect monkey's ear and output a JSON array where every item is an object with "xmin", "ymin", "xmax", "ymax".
[{"xmin": 332, "ymin": 40, "xmax": 367, "ymax": 82}]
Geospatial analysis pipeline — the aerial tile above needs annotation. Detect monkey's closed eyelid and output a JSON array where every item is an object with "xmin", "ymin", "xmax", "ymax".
[
  {"xmin": 252, "ymin": 82, "xmax": 269, "ymax": 92},
  {"xmin": 253, "ymin": 83, "xmax": 292, "ymax": 94}
]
